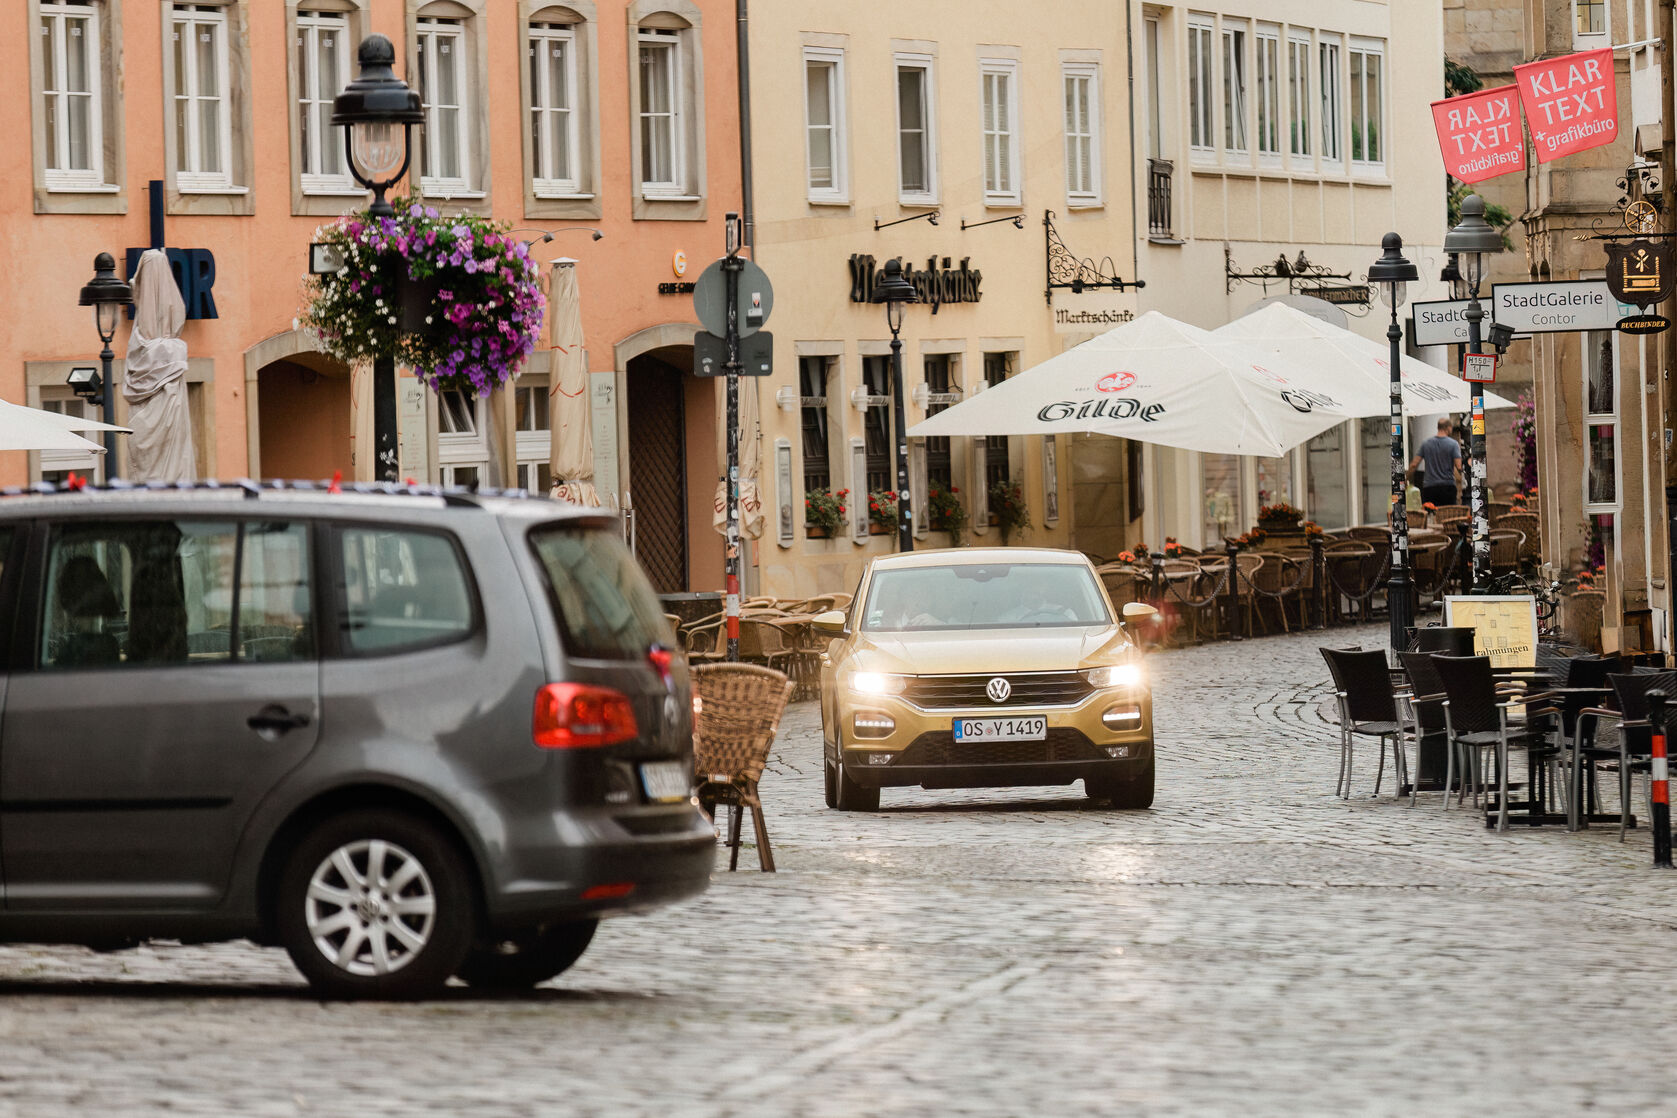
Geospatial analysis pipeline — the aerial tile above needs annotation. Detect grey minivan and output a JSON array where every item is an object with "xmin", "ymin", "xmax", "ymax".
[{"xmin": 0, "ymin": 483, "xmax": 713, "ymax": 998}]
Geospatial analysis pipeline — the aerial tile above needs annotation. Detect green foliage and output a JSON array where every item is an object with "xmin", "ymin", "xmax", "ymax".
[
  {"xmin": 1444, "ymin": 58, "xmax": 1483, "ymax": 98},
  {"xmin": 1446, "ymin": 182, "xmax": 1517, "ymax": 251},
  {"xmin": 989, "ymin": 480, "xmax": 1028, "ymax": 544},
  {"xmin": 805, "ymin": 487, "xmax": 847, "ymax": 534},
  {"xmin": 927, "ymin": 484, "xmax": 966, "ymax": 544}
]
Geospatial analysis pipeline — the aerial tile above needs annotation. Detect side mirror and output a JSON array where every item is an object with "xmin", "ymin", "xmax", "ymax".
[
  {"xmin": 811, "ymin": 609, "xmax": 848, "ymax": 635},
  {"xmin": 1122, "ymin": 602, "xmax": 1158, "ymax": 621}
]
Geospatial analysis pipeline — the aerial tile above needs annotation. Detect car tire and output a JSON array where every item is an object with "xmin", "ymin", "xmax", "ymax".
[
  {"xmin": 276, "ymin": 810, "xmax": 476, "ymax": 1000},
  {"xmin": 831, "ymin": 739, "xmax": 880, "ymax": 812},
  {"xmin": 823, "ymin": 754, "xmax": 839, "ymax": 809},
  {"xmin": 456, "ymin": 919, "xmax": 598, "ymax": 990},
  {"xmin": 1087, "ymin": 758, "xmax": 1156, "ymax": 810}
]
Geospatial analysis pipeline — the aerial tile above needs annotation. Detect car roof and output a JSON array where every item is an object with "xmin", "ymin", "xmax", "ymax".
[
  {"xmin": 866, "ymin": 547, "xmax": 1095, "ymax": 571},
  {"xmin": 0, "ymin": 480, "xmax": 608, "ymax": 527}
]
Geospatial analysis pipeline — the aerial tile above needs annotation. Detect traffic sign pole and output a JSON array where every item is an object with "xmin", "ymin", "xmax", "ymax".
[{"xmin": 724, "ymin": 214, "xmax": 742, "ymax": 662}]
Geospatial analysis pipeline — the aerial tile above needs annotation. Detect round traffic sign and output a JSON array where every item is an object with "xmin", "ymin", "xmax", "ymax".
[{"xmin": 693, "ymin": 258, "xmax": 774, "ymax": 339}]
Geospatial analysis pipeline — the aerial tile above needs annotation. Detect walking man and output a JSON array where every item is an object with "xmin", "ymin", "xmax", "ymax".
[{"xmin": 1407, "ymin": 417, "xmax": 1463, "ymax": 507}]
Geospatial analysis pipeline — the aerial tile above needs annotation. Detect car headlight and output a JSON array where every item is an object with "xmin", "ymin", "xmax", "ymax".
[
  {"xmin": 1085, "ymin": 663, "xmax": 1142, "ymax": 688},
  {"xmin": 848, "ymin": 671, "xmax": 909, "ymax": 696}
]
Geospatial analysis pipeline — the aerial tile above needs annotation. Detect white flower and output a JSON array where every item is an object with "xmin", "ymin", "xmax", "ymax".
[
  {"xmin": 375, "ymin": 298, "xmax": 385, "ymax": 308},
  {"xmin": 388, "ymin": 315, "xmax": 397, "ymax": 325},
  {"xmin": 426, "ymin": 315, "xmax": 434, "ymax": 324}
]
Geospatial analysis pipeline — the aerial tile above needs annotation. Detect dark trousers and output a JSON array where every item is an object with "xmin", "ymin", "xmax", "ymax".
[{"xmin": 1421, "ymin": 483, "xmax": 1458, "ymax": 506}]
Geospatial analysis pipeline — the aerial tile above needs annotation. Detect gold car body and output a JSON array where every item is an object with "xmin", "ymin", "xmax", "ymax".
[{"xmin": 818, "ymin": 548, "xmax": 1153, "ymax": 802}]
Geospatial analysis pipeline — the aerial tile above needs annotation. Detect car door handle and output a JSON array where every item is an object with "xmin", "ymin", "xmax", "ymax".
[{"xmin": 247, "ymin": 707, "xmax": 311, "ymax": 735}]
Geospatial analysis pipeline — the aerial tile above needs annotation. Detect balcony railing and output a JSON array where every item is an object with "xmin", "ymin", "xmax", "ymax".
[{"xmin": 1148, "ymin": 158, "xmax": 1174, "ymax": 238}]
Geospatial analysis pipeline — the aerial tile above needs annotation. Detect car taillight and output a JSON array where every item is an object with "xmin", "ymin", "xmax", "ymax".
[{"xmin": 532, "ymin": 683, "xmax": 639, "ymax": 749}]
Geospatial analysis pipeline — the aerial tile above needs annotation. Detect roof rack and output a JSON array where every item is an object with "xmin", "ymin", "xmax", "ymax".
[{"xmin": 0, "ymin": 477, "xmax": 543, "ymax": 505}]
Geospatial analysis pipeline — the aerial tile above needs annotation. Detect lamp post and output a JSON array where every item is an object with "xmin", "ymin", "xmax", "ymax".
[
  {"xmin": 1370, "ymin": 233, "xmax": 1420, "ymax": 650},
  {"xmin": 871, "ymin": 258, "xmax": 920, "ymax": 552},
  {"xmin": 333, "ymin": 34, "xmax": 423, "ymax": 481},
  {"xmin": 1442, "ymin": 195, "xmax": 1505, "ymax": 591},
  {"xmin": 77, "ymin": 252, "xmax": 133, "ymax": 476}
]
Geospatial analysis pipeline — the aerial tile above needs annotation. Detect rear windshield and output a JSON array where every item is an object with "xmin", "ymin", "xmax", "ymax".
[
  {"xmin": 529, "ymin": 524, "xmax": 672, "ymax": 659},
  {"xmin": 862, "ymin": 562, "xmax": 1111, "ymax": 632}
]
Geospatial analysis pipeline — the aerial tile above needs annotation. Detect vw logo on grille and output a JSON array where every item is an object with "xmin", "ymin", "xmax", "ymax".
[{"xmin": 985, "ymin": 677, "xmax": 1012, "ymax": 703}]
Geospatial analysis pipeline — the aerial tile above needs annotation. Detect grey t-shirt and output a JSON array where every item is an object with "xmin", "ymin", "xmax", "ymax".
[{"xmin": 1418, "ymin": 434, "xmax": 1461, "ymax": 485}]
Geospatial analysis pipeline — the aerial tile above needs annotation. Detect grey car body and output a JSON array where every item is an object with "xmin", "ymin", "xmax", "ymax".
[{"xmin": 0, "ymin": 485, "xmax": 712, "ymax": 996}]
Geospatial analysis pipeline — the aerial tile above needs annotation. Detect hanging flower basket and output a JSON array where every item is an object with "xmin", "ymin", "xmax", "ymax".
[{"xmin": 299, "ymin": 196, "xmax": 545, "ymax": 396}]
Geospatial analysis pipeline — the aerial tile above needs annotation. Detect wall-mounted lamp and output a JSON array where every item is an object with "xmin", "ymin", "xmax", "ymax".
[
  {"xmin": 775, "ymin": 385, "xmax": 799, "ymax": 412},
  {"xmin": 961, "ymin": 215, "xmax": 1025, "ymax": 231},
  {"xmin": 850, "ymin": 385, "xmax": 889, "ymax": 412},
  {"xmin": 874, "ymin": 210, "xmax": 939, "ymax": 231},
  {"xmin": 510, "ymin": 226, "xmax": 605, "ymax": 247}
]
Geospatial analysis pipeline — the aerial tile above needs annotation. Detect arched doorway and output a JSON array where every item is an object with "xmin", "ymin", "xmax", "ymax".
[
  {"xmin": 256, "ymin": 353, "xmax": 352, "ymax": 481},
  {"xmin": 626, "ymin": 346, "xmax": 692, "ymax": 594}
]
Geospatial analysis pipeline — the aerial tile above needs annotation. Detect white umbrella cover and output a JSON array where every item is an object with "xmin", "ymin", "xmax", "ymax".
[
  {"xmin": 0, "ymin": 400, "xmax": 109, "ymax": 453},
  {"xmin": 907, "ymin": 311, "xmax": 1355, "ymax": 458},
  {"xmin": 1216, "ymin": 301, "xmax": 1515, "ymax": 416},
  {"xmin": 123, "ymin": 249, "xmax": 196, "ymax": 481},
  {"xmin": 547, "ymin": 261, "xmax": 601, "ymax": 506}
]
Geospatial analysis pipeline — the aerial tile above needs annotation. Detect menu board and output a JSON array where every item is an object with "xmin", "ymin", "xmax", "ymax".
[{"xmin": 1443, "ymin": 595, "xmax": 1539, "ymax": 667}]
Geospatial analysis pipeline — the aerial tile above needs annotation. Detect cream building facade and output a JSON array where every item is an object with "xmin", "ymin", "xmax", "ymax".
[
  {"xmin": 747, "ymin": 0, "xmax": 1136, "ymax": 597},
  {"xmin": 1129, "ymin": 1, "xmax": 1451, "ymax": 552}
]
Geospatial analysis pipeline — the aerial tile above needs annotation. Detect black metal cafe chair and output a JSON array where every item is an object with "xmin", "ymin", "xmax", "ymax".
[
  {"xmin": 1321, "ymin": 648, "xmax": 1407, "ymax": 800},
  {"xmin": 1434, "ymin": 654, "xmax": 1562, "ymax": 832}
]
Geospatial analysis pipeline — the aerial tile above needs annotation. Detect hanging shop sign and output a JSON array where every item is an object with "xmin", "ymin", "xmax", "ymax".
[
  {"xmin": 1490, "ymin": 280, "xmax": 1640, "ymax": 334},
  {"xmin": 1296, "ymin": 284, "xmax": 1370, "ymax": 308},
  {"xmin": 1429, "ymin": 84, "xmax": 1524, "ymax": 184},
  {"xmin": 1617, "ymin": 314, "xmax": 1671, "ymax": 335},
  {"xmin": 1513, "ymin": 47, "xmax": 1617, "ymax": 162},
  {"xmin": 1051, "ymin": 289, "xmax": 1138, "ymax": 335},
  {"xmin": 1604, "ymin": 239, "xmax": 1675, "ymax": 307},
  {"xmin": 848, "ymin": 254, "xmax": 982, "ymax": 314}
]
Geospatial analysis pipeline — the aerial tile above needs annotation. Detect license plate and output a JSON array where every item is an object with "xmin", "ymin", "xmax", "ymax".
[
  {"xmin": 640, "ymin": 760, "xmax": 690, "ymax": 802},
  {"xmin": 952, "ymin": 716, "xmax": 1048, "ymax": 742}
]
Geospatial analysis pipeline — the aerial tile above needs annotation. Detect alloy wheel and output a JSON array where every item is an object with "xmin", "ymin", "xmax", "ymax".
[{"xmin": 303, "ymin": 838, "xmax": 437, "ymax": 977}]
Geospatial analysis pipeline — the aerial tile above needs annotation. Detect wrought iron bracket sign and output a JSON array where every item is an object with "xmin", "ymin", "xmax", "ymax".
[
  {"xmin": 1043, "ymin": 210, "xmax": 1144, "ymax": 305},
  {"xmin": 1604, "ymin": 238, "xmax": 1675, "ymax": 307}
]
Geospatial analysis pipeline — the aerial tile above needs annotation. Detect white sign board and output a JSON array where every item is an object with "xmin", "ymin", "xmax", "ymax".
[
  {"xmin": 1052, "ymin": 290, "xmax": 1139, "ymax": 335},
  {"xmin": 1411, "ymin": 300, "xmax": 1472, "ymax": 347},
  {"xmin": 589, "ymin": 370, "xmax": 620, "ymax": 507},
  {"xmin": 1463, "ymin": 352, "xmax": 1498, "ymax": 383},
  {"xmin": 1491, "ymin": 280, "xmax": 1640, "ymax": 334}
]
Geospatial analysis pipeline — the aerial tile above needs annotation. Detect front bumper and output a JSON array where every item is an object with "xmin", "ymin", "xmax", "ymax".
[{"xmin": 835, "ymin": 686, "xmax": 1153, "ymax": 790}]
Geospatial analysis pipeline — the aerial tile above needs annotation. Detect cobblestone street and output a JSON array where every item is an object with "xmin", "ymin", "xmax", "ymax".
[{"xmin": 6, "ymin": 624, "xmax": 1677, "ymax": 1116}]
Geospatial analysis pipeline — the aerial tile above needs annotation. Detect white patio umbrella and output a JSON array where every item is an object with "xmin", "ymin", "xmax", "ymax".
[
  {"xmin": 123, "ymin": 248, "xmax": 196, "ymax": 481},
  {"xmin": 547, "ymin": 260, "xmax": 602, "ymax": 506},
  {"xmin": 1216, "ymin": 301, "xmax": 1515, "ymax": 415},
  {"xmin": 907, "ymin": 311, "xmax": 1356, "ymax": 457},
  {"xmin": 0, "ymin": 400, "xmax": 110, "ymax": 453}
]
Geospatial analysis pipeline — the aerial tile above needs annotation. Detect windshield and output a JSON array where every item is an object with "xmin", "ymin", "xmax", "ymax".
[{"xmin": 861, "ymin": 562, "xmax": 1112, "ymax": 632}]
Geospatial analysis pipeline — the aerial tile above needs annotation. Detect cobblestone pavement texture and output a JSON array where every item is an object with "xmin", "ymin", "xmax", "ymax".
[{"xmin": 5, "ymin": 624, "xmax": 1677, "ymax": 1116}]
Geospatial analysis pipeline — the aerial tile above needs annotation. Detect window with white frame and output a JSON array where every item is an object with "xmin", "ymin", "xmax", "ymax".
[
  {"xmin": 1143, "ymin": 20, "xmax": 1162, "ymax": 159},
  {"xmin": 514, "ymin": 383, "xmax": 552, "ymax": 493},
  {"xmin": 1584, "ymin": 331, "xmax": 1618, "ymax": 509},
  {"xmin": 436, "ymin": 389, "xmax": 488, "ymax": 487},
  {"xmin": 416, "ymin": 17, "xmax": 470, "ymax": 193},
  {"xmin": 1063, "ymin": 63, "xmax": 1100, "ymax": 203},
  {"xmin": 1255, "ymin": 29, "xmax": 1280, "ymax": 157},
  {"xmin": 1320, "ymin": 40, "xmax": 1343, "ymax": 164},
  {"xmin": 980, "ymin": 59, "xmax": 1020, "ymax": 205},
  {"xmin": 297, "ymin": 9, "xmax": 353, "ymax": 191},
  {"xmin": 895, "ymin": 55, "xmax": 937, "ymax": 203},
  {"xmin": 1287, "ymin": 35, "xmax": 1311, "ymax": 159},
  {"xmin": 1188, "ymin": 20, "xmax": 1214, "ymax": 153},
  {"xmin": 37, "ymin": 394, "xmax": 104, "ymax": 484},
  {"xmin": 529, "ymin": 22, "xmax": 580, "ymax": 196},
  {"xmin": 1222, "ymin": 21, "xmax": 1248, "ymax": 154},
  {"xmin": 798, "ymin": 357, "xmax": 831, "ymax": 494},
  {"xmin": 1349, "ymin": 40, "xmax": 1384, "ymax": 167},
  {"xmin": 638, "ymin": 27, "xmax": 684, "ymax": 196},
  {"xmin": 804, "ymin": 47, "xmax": 847, "ymax": 203},
  {"xmin": 171, "ymin": 3, "xmax": 234, "ymax": 191},
  {"xmin": 1575, "ymin": 0, "xmax": 1608, "ymax": 43},
  {"xmin": 40, "ymin": 1, "xmax": 105, "ymax": 190}
]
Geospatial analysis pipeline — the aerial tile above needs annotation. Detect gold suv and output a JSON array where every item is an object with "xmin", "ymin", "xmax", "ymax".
[{"xmin": 815, "ymin": 548, "xmax": 1156, "ymax": 812}]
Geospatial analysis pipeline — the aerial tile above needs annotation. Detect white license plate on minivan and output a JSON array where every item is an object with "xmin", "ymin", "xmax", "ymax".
[
  {"xmin": 640, "ymin": 761, "xmax": 690, "ymax": 802},
  {"xmin": 952, "ymin": 716, "xmax": 1047, "ymax": 743}
]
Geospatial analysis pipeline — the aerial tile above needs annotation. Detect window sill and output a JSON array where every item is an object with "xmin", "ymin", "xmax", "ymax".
[
  {"xmin": 1147, "ymin": 235, "xmax": 1186, "ymax": 246},
  {"xmin": 302, "ymin": 186, "xmax": 371, "ymax": 198},
  {"xmin": 898, "ymin": 195, "xmax": 940, "ymax": 208},
  {"xmin": 807, "ymin": 195, "xmax": 852, "ymax": 207},
  {"xmin": 983, "ymin": 196, "xmax": 1023, "ymax": 210},
  {"xmin": 178, "ymin": 184, "xmax": 249, "ymax": 196},
  {"xmin": 533, "ymin": 190, "xmax": 597, "ymax": 201},
  {"xmin": 422, "ymin": 188, "xmax": 489, "ymax": 201},
  {"xmin": 1066, "ymin": 198, "xmax": 1104, "ymax": 210},
  {"xmin": 46, "ymin": 182, "xmax": 121, "ymax": 194},
  {"xmin": 640, "ymin": 192, "xmax": 703, "ymax": 203}
]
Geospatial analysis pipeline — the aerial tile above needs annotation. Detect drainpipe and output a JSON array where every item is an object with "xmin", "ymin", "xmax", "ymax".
[{"xmin": 737, "ymin": 0, "xmax": 755, "ymax": 251}]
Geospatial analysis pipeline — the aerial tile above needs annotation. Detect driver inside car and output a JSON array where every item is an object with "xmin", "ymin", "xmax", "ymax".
[{"xmin": 998, "ymin": 578, "xmax": 1079, "ymax": 624}]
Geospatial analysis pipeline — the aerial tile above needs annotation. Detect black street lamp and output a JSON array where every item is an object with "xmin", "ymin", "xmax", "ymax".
[
  {"xmin": 1442, "ymin": 194, "xmax": 1505, "ymax": 591},
  {"xmin": 871, "ymin": 258, "xmax": 919, "ymax": 552},
  {"xmin": 77, "ymin": 251, "xmax": 133, "ymax": 476},
  {"xmin": 333, "ymin": 33, "xmax": 423, "ymax": 481},
  {"xmin": 1369, "ymin": 233, "xmax": 1420, "ymax": 651}
]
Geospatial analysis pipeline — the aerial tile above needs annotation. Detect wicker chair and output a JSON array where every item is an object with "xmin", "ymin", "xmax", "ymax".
[
  {"xmin": 1430, "ymin": 504, "xmax": 1471, "ymax": 523},
  {"xmin": 1486, "ymin": 501, "xmax": 1513, "ymax": 522},
  {"xmin": 692, "ymin": 663, "xmax": 794, "ymax": 872},
  {"xmin": 1406, "ymin": 510, "xmax": 1429, "ymax": 529},
  {"xmin": 1488, "ymin": 531, "xmax": 1521, "ymax": 577},
  {"xmin": 1096, "ymin": 563, "xmax": 1143, "ymax": 610},
  {"xmin": 1495, "ymin": 513, "xmax": 1541, "ymax": 564}
]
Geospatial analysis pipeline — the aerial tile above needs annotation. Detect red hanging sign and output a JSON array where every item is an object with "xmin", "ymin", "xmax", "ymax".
[
  {"xmin": 1429, "ymin": 84, "xmax": 1525, "ymax": 183},
  {"xmin": 1514, "ymin": 47, "xmax": 1618, "ymax": 162}
]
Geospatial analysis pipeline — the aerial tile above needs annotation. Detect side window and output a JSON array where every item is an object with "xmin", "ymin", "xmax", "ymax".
[
  {"xmin": 42, "ymin": 520, "xmax": 237, "ymax": 669},
  {"xmin": 39, "ymin": 519, "xmax": 315, "ymax": 670},
  {"xmin": 337, "ymin": 527, "xmax": 473, "ymax": 654},
  {"xmin": 240, "ymin": 521, "xmax": 314, "ymax": 662}
]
